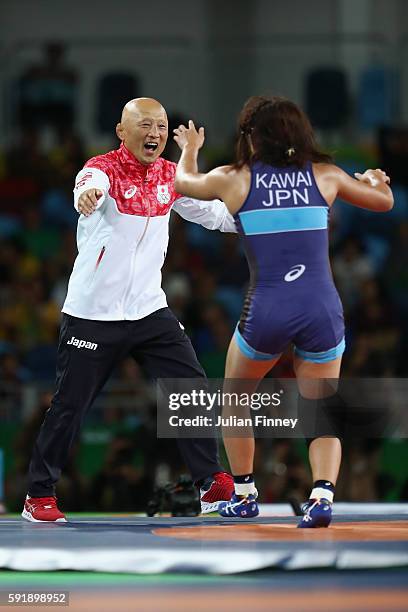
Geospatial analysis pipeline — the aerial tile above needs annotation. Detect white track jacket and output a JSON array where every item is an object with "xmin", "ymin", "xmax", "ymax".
[{"xmin": 62, "ymin": 144, "xmax": 236, "ymax": 321}]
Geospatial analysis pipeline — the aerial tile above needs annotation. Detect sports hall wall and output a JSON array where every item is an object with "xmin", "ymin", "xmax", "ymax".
[{"xmin": 1, "ymin": 0, "xmax": 407, "ymax": 146}]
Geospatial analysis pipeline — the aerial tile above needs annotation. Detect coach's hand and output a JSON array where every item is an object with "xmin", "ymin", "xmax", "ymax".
[{"xmin": 78, "ymin": 189, "xmax": 104, "ymax": 216}]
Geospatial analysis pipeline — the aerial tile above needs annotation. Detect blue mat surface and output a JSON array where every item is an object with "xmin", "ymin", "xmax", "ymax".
[{"xmin": 1, "ymin": 511, "xmax": 407, "ymax": 573}]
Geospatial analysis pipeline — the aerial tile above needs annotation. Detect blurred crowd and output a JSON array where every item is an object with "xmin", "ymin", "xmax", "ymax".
[
  {"xmin": 1, "ymin": 128, "xmax": 407, "ymax": 383},
  {"xmin": 1, "ymin": 44, "xmax": 408, "ymax": 511}
]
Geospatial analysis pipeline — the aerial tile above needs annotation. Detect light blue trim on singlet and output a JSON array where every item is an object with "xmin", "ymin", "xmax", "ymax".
[
  {"xmin": 294, "ymin": 337, "xmax": 346, "ymax": 363},
  {"xmin": 234, "ymin": 324, "xmax": 281, "ymax": 361},
  {"xmin": 238, "ymin": 206, "xmax": 328, "ymax": 236}
]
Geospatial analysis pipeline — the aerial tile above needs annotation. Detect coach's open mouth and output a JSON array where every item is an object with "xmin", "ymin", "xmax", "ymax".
[{"xmin": 144, "ymin": 142, "xmax": 158, "ymax": 151}]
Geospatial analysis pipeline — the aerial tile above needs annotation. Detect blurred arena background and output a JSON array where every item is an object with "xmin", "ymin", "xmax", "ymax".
[{"xmin": 0, "ymin": 0, "xmax": 407, "ymax": 515}]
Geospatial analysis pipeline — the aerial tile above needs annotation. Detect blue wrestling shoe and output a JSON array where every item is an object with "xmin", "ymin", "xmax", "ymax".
[
  {"xmin": 218, "ymin": 493, "xmax": 259, "ymax": 518},
  {"xmin": 298, "ymin": 498, "xmax": 332, "ymax": 528}
]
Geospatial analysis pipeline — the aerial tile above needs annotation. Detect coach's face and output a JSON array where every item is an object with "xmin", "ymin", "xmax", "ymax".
[{"xmin": 116, "ymin": 98, "xmax": 168, "ymax": 165}]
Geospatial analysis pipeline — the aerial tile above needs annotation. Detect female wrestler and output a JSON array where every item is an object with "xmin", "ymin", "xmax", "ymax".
[{"xmin": 174, "ymin": 96, "xmax": 393, "ymax": 526}]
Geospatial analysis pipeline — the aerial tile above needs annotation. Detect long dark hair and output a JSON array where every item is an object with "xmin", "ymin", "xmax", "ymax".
[{"xmin": 233, "ymin": 95, "xmax": 333, "ymax": 169}]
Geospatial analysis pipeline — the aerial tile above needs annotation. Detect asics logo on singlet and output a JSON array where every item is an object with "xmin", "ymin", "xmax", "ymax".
[
  {"xmin": 124, "ymin": 186, "xmax": 137, "ymax": 199},
  {"xmin": 67, "ymin": 336, "xmax": 98, "ymax": 350},
  {"xmin": 284, "ymin": 264, "xmax": 306, "ymax": 282}
]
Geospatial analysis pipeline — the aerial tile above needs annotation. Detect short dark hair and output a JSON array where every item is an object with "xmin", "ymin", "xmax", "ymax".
[{"xmin": 233, "ymin": 95, "xmax": 333, "ymax": 169}]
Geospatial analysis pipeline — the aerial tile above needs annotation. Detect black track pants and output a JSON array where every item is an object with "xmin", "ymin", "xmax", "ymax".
[{"xmin": 27, "ymin": 309, "xmax": 222, "ymax": 497}]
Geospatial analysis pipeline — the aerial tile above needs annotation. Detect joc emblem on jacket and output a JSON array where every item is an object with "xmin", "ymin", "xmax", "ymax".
[{"xmin": 157, "ymin": 184, "xmax": 171, "ymax": 204}]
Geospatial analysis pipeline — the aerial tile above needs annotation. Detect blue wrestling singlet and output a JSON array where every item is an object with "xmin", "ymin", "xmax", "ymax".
[{"xmin": 234, "ymin": 161, "xmax": 345, "ymax": 363}]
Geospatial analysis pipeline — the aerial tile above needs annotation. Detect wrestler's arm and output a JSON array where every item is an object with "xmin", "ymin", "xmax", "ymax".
[
  {"xmin": 315, "ymin": 163, "xmax": 393, "ymax": 212},
  {"xmin": 173, "ymin": 120, "xmax": 233, "ymax": 203},
  {"xmin": 337, "ymin": 166, "xmax": 393, "ymax": 212}
]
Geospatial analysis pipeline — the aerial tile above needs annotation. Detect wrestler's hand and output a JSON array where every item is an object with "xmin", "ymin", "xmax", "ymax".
[
  {"xmin": 77, "ymin": 188, "xmax": 104, "ymax": 216},
  {"xmin": 354, "ymin": 169, "xmax": 391, "ymax": 187},
  {"xmin": 174, "ymin": 120, "xmax": 205, "ymax": 150}
]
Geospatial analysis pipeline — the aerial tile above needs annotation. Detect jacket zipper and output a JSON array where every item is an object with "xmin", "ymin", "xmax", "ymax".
[{"xmin": 122, "ymin": 176, "xmax": 151, "ymax": 318}]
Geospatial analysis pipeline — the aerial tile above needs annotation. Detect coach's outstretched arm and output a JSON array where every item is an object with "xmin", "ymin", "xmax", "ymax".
[
  {"xmin": 172, "ymin": 197, "xmax": 236, "ymax": 233},
  {"xmin": 73, "ymin": 167, "xmax": 110, "ymax": 216}
]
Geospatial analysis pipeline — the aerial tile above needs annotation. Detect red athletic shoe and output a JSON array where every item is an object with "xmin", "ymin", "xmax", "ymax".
[
  {"xmin": 22, "ymin": 496, "xmax": 67, "ymax": 522},
  {"xmin": 200, "ymin": 471, "xmax": 234, "ymax": 514}
]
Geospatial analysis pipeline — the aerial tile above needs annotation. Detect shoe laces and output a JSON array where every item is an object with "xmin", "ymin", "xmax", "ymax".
[
  {"xmin": 302, "ymin": 498, "xmax": 331, "ymax": 516},
  {"xmin": 304, "ymin": 499, "xmax": 319, "ymax": 516},
  {"xmin": 235, "ymin": 494, "xmax": 254, "ymax": 503}
]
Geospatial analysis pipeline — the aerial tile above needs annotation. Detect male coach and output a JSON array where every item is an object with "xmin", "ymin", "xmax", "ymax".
[{"xmin": 22, "ymin": 98, "xmax": 235, "ymax": 522}]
